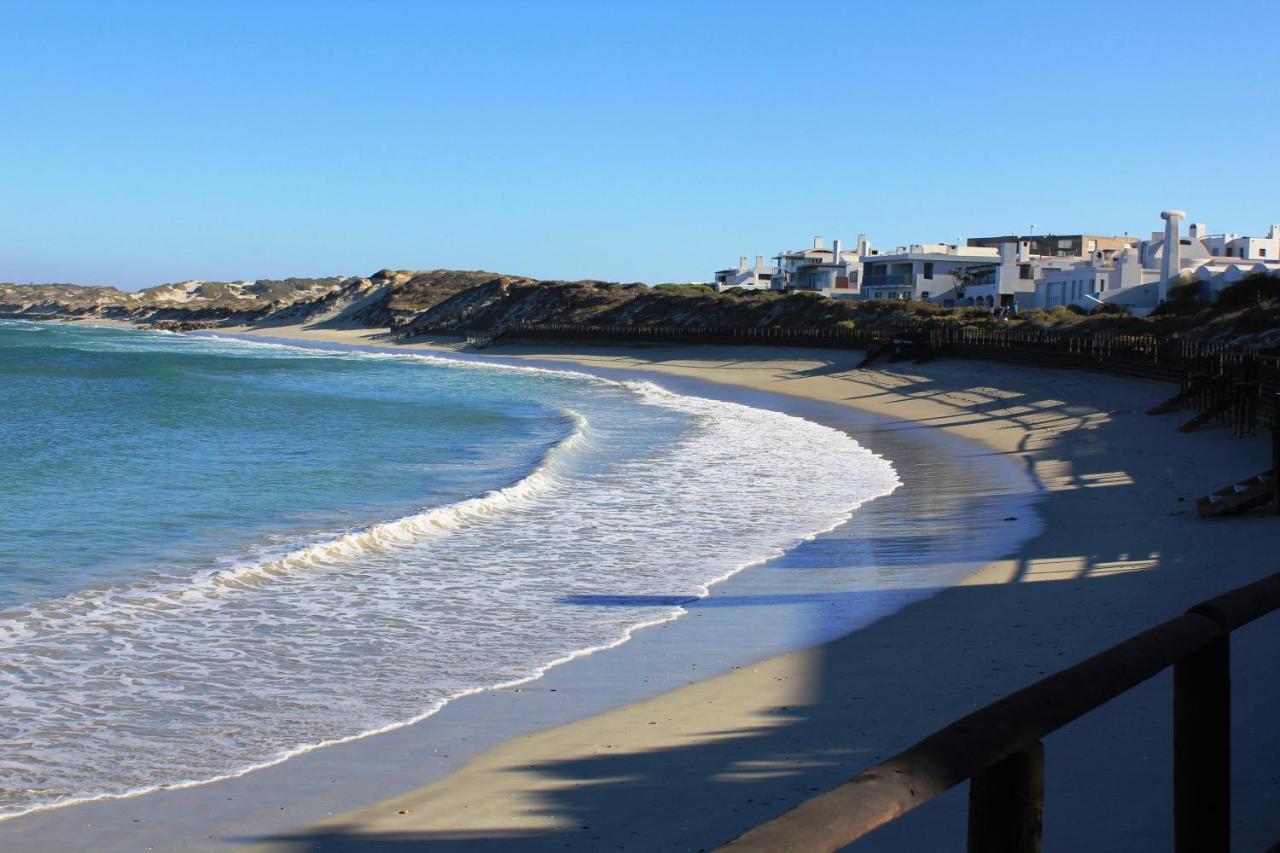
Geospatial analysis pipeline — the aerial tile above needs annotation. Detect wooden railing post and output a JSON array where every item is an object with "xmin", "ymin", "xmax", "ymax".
[
  {"xmin": 1272, "ymin": 393, "xmax": 1280, "ymax": 515},
  {"xmin": 967, "ymin": 741, "xmax": 1044, "ymax": 853},
  {"xmin": 1173, "ymin": 633, "xmax": 1230, "ymax": 853}
]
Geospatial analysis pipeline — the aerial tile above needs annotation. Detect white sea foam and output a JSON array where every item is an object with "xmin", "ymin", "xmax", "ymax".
[{"xmin": 0, "ymin": 336, "xmax": 900, "ymax": 821}]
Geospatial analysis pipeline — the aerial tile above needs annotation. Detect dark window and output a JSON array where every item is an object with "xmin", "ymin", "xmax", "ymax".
[
  {"xmin": 1019, "ymin": 264, "xmax": 1032, "ymax": 280},
  {"xmin": 1261, "ymin": 248, "xmax": 1268, "ymax": 258},
  {"xmin": 923, "ymin": 262, "xmax": 934, "ymax": 279}
]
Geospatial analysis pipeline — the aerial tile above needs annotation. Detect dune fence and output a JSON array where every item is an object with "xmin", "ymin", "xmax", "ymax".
[{"xmin": 395, "ymin": 319, "xmax": 1280, "ymax": 438}]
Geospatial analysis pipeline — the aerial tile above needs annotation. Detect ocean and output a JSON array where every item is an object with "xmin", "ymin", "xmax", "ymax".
[{"xmin": 0, "ymin": 319, "xmax": 899, "ymax": 819}]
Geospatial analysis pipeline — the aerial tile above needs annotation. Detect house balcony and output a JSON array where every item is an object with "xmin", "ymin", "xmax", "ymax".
[{"xmin": 861, "ymin": 273, "xmax": 915, "ymax": 289}]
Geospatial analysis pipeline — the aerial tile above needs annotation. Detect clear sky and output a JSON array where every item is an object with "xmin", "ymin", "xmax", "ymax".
[{"xmin": 2, "ymin": 0, "xmax": 1277, "ymax": 290}]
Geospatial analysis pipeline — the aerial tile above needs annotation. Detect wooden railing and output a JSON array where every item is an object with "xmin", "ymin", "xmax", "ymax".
[{"xmin": 717, "ymin": 572, "xmax": 1280, "ymax": 853}]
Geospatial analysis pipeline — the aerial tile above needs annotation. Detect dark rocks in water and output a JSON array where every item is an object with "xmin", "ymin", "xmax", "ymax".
[{"xmin": 146, "ymin": 319, "xmax": 221, "ymax": 332}]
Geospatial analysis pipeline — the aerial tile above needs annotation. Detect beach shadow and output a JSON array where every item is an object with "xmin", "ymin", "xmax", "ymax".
[
  {"xmin": 238, "ymin": 361, "xmax": 1280, "ymax": 853},
  {"xmin": 241, "ymin": 559, "xmax": 1280, "ymax": 852}
]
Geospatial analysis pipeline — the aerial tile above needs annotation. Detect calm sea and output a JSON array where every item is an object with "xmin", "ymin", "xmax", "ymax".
[{"xmin": 0, "ymin": 319, "xmax": 899, "ymax": 819}]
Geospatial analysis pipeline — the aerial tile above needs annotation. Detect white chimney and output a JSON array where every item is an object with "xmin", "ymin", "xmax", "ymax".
[
  {"xmin": 1160, "ymin": 209, "xmax": 1187, "ymax": 298},
  {"xmin": 831, "ymin": 239, "xmax": 842, "ymax": 261},
  {"xmin": 755, "ymin": 255, "xmax": 764, "ymax": 269},
  {"xmin": 813, "ymin": 235, "xmax": 823, "ymax": 250},
  {"xmin": 857, "ymin": 233, "xmax": 870, "ymax": 255},
  {"xmin": 739, "ymin": 256, "xmax": 748, "ymax": 270}
]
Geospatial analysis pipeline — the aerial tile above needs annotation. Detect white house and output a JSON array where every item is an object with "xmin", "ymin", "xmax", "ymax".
[
  {"xmin": 1034, "ymin": 244, "xmax": 1149, "ymax": 309},
  {"xmin": 1194, "ymin": 223, "xmax": 1280, "ymax": 262},
  {"xmin": 1033, "ymin": 213, "xmax": 1280, "ymax": 312},
  {"xmin": 771, "ymin": 235, "xmax": 870, "ymax": 298},
  {"xmin": 712, "ymin": 255, "xmax": 777, "ymax": 292},
  {"xmin": 860, "ymin": 243, "xmax": 999, "ymax": 301}
]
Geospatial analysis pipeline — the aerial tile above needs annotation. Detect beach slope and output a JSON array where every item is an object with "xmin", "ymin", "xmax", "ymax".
[{"xmin": 228, "ymin": 333, "xmax": 1280, "ymax": 852}]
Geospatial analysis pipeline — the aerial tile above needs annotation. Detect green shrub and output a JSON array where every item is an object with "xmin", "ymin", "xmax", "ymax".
[
  {"xmin": 1215, "ymin": 273, "xmax": 1280, "ymax": 312},
  {"xmin": 1091, "ymin": 302, "xmax": 1129, "ymax": 316}
]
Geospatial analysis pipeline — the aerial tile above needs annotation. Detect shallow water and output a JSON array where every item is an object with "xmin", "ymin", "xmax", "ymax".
[{"xmin": 0, "ymin": 321, "xmax": 900, "ymax": 819}]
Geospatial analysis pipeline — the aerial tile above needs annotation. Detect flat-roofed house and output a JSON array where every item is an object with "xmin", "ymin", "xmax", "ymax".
[
  {"xmin": 771, "ymin": 235, "xmax": 870, "ymax": 299},
  {"xmin": 860, "ymin": 243, "xmax": 999, "ymax": 302},
  {"xmin": 967, "ymin": 233, "xmax": 1136, "ymax": 258},
  {"xmin": 712, "ymin": 255, "xmax": 777, "ymax": 292}
]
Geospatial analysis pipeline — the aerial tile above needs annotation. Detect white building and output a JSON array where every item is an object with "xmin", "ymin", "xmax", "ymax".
[
  {"xmin": 772, "ymin": 235, "xmax": 869, "ymax": 298},
  {"xmin": 712, "ymin": 255, "xmax": 777, "ymax": 292},
  {"xmin": 1033, "ymin": 213, "xmax": 1280, "ymax": 312},
  {"xmin": 950, "ymin": 244, "xmax": 1082, "ymax": 308},
  {"xmin": 1034, "ymin": 245, "xmax": 1148, "ymax": 309},
  {"xmin": 860, "ymin": 243, "xmax": 998, "ymax": 301},
  {"xmin": 1194, "ymin": 223, "xmax": 1280, "ymax": 262}
]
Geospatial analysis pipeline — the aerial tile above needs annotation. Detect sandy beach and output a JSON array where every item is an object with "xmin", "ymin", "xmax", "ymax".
[{"xmin": 6, "ymin": 321, "xmax": 1278, "ymax": 851}]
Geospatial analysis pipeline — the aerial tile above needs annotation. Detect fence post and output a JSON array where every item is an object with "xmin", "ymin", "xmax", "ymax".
[
  {"xmin": 1173, "ymin": 633, "xmax": 1230, "ymax": 853},
  {"xmin": 1272, "ymin": 393, "xmax": 1279, "ymax": 515},
  {"xmin": 967, "ymin": 741, "xmax": 1044, "ymax": 853}
]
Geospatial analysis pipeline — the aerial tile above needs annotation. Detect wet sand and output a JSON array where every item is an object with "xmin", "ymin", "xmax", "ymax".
[{"xmin": 7, "ymin": 323, "xmax": 1279, "ymax": 850}]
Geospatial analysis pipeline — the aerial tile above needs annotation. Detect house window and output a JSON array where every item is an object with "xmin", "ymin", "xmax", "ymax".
[
  {"xmin": 1261, "ymin": 248, "xmax": 1268, "ymax": 257},
  {"xmin": 1019, "ymin": 264, "xmax": 1032, "ymax": 280},
  {"xmin": 923, "ymin": 262, "xmax": 934, "ymax": 279}
]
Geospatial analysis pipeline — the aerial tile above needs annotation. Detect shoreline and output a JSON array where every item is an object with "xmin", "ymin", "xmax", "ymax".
[
  {"xmin": 5, "ymin": 321, "xmax": 1278, "ymax": 850},
  {"xmin": 1, "ymin": 321, "xmax": 1037, "ymax": 849}
]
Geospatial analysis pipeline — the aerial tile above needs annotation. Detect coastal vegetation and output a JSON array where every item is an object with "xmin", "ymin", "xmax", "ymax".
[{"xmin": 3, "ymin": 269, "xmax": 1277, "ymax": 350}]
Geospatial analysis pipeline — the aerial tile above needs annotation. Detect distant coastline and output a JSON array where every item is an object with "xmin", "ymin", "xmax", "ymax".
[{"xmin": 5, "ymin": 268, "xmax": 1278, "ymax": 353}]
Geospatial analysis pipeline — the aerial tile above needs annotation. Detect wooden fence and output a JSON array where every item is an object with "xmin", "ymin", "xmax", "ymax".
[
  {"xmin": 393, "ymin": 319, "xmax": 1280, "ymax": 436},
  {"xmin": 718, "ymin": 572, "xmax": 1280, "ymax": 853}
]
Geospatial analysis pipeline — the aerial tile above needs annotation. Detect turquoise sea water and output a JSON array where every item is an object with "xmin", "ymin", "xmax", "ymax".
[
  {"xmin": 0, "ymin": 320, "xmax": 900, "ymax": 819},
  {"xmin": 0, "ymin": 322, "xmax": 570, "ymax": 607}
]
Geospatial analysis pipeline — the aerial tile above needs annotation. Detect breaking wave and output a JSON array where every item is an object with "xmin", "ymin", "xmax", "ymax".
[{"xmin": 0, "ymin": 334, "xmax": 900, "ymax": 820}]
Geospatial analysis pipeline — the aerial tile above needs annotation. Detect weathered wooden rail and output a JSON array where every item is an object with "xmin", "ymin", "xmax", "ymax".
[{"xmin": 717, "ymin": 572, "xmax": 1280, "ymax": 853}]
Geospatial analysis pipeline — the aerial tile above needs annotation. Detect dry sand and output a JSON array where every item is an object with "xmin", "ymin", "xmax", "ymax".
[
  {"xmin": 190, "ymin": 324, "xmax": 1278, "ymax": 852},
  {"xmin": 22, "ymin": 320, "xmax": 1279, "ymax": 850}
]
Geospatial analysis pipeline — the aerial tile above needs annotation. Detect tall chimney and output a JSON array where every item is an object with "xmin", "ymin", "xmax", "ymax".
[
  {"xmin": 755, "ymin": 255, "xmax": 764, "ymax": 269},
  {"xmin": 857, "ymin": 233, "xmax": 870, "ymax": 255},
  {"xmin": 813, "ymin": 235, "xmax": 823, "ymax": 250},
  {"xmin": 739, "ymin": 256, "xmax": 747, "ymax": 270},
  {"xmin": 1160, "ymin": 209, "xmax": 1187, "ymax": 300},
  {"xmin": 831, "ymin": 239, "xmax": 842, "ymax": 261}
]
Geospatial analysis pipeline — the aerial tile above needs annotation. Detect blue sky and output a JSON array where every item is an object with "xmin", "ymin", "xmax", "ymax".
[{"xmin": 2, "ymin": 0, "xmax": 1277, "ymax": 289}]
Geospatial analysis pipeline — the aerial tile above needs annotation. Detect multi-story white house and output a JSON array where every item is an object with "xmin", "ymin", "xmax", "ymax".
[
  {"xmin": 1034, "ymin": 245, "xmax": 1148, "ymax": 309},
  {"xmin": 1194, "ymin": 223, "xmax": 1280, "ymax": 261},
  {"xmin": 1032, "ymin": 213, "xmax": 1280, "ymax": 312},
  {"xmin": 859, "ymin": 243, "xmax": 998, "ymax": 301},
  {"xmin": 940, "ymin": 241, "xmax": 1104, "ymax": 309},
  {"xmin": 711, "ymin": 255, "xmax": 777, "ymax": 292},
  {"xmin": 771, "ymin": 235, "xmax": 870, "ymax": 298}
]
